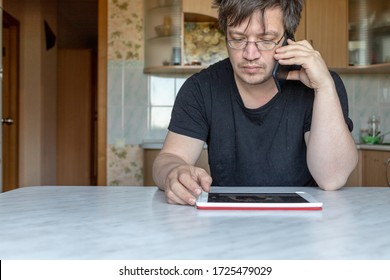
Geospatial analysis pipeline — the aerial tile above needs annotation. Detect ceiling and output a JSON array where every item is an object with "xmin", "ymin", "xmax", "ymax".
[{"xmin": 57, "ymin": 0, "xmax": 98, "ymax": 48}]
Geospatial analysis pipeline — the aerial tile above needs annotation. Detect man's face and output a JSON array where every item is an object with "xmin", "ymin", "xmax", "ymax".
[{"xmin": 226, "ymin": 7, "xmax": 285, "ymax": 87}]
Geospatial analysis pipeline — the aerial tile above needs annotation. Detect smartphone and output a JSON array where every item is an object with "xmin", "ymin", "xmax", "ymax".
[{"xmin": 272, "ymin": 33, "xmax": 298, "ymax": 92}]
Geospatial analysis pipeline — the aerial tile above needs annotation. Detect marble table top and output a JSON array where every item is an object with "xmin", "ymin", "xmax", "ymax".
[{"xmin": 0, "ymin": 185, "xmax": 390, "ymax": 260}]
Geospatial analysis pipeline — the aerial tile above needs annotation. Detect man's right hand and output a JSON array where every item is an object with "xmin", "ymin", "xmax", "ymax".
[
  {"xmin": 152, "ymin": 131, "xmax": 211, "ymax": 206},
  {"xmin": 164, "ymin": 164, "xmax": 212, "ymax": 205}
]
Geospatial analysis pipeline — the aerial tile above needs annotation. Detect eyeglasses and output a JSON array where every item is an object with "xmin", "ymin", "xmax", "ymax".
[{"xmin": 227, "ymin": 33, "xmax": 286, "ymax": 51}]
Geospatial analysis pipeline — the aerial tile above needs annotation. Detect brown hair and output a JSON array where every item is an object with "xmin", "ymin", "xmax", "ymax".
[{"xmin": 212, "ymin": 0, "xmax": 304, "ymax": 36}]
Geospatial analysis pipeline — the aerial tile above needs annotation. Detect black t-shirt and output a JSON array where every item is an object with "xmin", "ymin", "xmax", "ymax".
[{"xmin": 168, "ymin": 58, "xmax": 353, "ymax": 186}]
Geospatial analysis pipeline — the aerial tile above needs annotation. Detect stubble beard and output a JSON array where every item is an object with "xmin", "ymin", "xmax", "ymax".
[{"xmin": 236, "ymin": 63, "xmax": 272, "ymax": 86}]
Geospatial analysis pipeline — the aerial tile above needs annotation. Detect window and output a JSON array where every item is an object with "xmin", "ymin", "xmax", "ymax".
[{"xmin": 147, "ymin": 74, "xmax": 189, "ymax": 139}]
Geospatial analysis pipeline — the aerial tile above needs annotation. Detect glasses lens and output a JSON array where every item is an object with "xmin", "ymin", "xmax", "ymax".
[
  {"xmin": 228, "ymin": 38, "xmax": 281, "ymax": 50},
  {"xmin": 257, "ymin": 41, "xmax": 275, "ymax": 50},
  {"xmin": 229, "ymin": 40, "xmax": 244, "ymax": 49}
]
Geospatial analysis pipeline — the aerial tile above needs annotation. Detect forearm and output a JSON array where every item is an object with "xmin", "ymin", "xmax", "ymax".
[
  {"xmin": 306, "ymin": 85, "xmax": 358, "ymax": 190},
  {"xmin": 152, "ymin": 152, "xmax": 188, "ymax": 191}
]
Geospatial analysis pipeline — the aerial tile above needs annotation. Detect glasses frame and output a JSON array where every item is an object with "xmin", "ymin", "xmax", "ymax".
[{"xmin": 227, "ymin": 33, "xmax": 286, "ymax": 51}]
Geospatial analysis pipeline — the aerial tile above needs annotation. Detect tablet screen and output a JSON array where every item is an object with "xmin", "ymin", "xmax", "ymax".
[{"xmin": 207, "ymin": 193, "xmax": 309, "ymax": 203}]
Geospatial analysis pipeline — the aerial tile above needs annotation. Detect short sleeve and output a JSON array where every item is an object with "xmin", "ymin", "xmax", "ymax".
[
  {"xmin": 168, "ymin": 76, "xmax": 210, "ymax": 142},
  {"xmin": 331, "ymin": 71, "xmax": 354, "ymax": 132}
]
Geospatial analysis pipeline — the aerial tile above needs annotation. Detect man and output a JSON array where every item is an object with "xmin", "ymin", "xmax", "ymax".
[{"xmin": 153, "ymin": 0, "xmax": 358, "ymax": 205}]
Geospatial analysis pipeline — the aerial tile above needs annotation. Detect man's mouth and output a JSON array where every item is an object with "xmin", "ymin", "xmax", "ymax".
[{"xmin": 241, "ymin": 65, "xmax": 264, "ymax": 74}]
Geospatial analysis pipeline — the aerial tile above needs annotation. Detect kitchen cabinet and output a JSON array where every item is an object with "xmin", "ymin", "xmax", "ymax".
[
  {"xmin": 144, "ymin": 0, "xmax": 227, "ymax": 74},
  {"xmin": 346, "ymin": 149, "xmax": 390, "ymax": 187},
  {"xmin": 302, "ymin": 0, "xmax": 349, "ymax": 68},
  {"xmin": 294, "ymin": 0, "xmax": 390, "ymax": 73},
  {"xmin": 339, "ymin": 0, "xmax": 390, "ymax": 73},
  {"xmin": 293, "ymin": 5, "xmax": 306, "ymax": 42},
  {"xmin": 143, "ymin": 148, "xmax": 210, "ymax": 186},
  {"xmin": 345, "ymin": 150, "xmax": 363, "ymax": 186},
  {"xmin": 182, "ymin": 0, "xmax": 217, "ymax": 18},
  {"xmin": 349, "ymin": 0, "xmax": 390, "ymax": 66},
  {"xmin": 361, "ymin": 150, "xmax": 390, "ymax": 187}
]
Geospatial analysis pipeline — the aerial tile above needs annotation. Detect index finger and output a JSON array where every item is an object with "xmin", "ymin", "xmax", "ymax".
[
  {"xmin": 167, "ymin": 177, "xmax": 199, "ymax": 205},
  {"xmin": 177, "ymin": 171, "xmax": 203, "ymax": 196}
]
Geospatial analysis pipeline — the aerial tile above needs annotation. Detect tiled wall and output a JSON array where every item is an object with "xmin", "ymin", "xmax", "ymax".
[
  {"xmin": 106, "ymin": 0, "xmax": 390, "ymax": 186},
  {"xmin": 108, "ymin": 60, "xmax": 148, "ymax": 145},
  {"xmin": 341, "ymin": 74, "xmax": 390, "ymax": 142}
]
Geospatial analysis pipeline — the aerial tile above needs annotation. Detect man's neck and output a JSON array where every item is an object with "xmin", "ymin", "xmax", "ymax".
[{"xmin": 235, "ymin": 76, "xmax": 278, "ymax": 109}]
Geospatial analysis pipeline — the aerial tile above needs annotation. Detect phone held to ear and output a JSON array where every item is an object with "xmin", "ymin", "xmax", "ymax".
[{"xmin": 272, "ymin": 33, "xmax": 301, "ymax": 93}]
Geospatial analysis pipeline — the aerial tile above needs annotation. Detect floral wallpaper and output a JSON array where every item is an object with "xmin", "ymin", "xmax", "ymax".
[
  {"xmin": 108, "ymin": 0, "xmax": 144, "ymax": 61},
  {"xmin": 107, "ymin": 144, "xmax": 143, "ymax": 186}
]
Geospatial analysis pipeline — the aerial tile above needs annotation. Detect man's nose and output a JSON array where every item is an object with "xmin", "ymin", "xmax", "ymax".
[{"xmin": 242, "ymin": 42, "xmax": 262, "ymax": 61}]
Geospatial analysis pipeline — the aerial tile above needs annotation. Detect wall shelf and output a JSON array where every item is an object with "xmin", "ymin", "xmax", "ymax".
[
  {"xmin": 143, "ymin": 65, "xmax": 206, "ymax": 74},
  {"xmin": 332, "ymin": 62, "xmax": 390, "ymax": 74},
  {"xmin": 144, "ymin": 0, "xmax": 225, "ymax": 74}
]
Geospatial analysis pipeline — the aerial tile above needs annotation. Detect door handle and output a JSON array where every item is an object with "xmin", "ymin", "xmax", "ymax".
[{"xmin": 1, "ymin": 117, "xmax": 14, "ymax": 125}]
